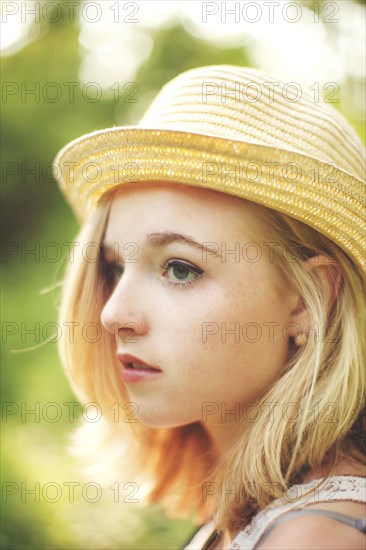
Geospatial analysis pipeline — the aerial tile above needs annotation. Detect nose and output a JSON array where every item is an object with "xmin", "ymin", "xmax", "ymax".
[{"xmin": 100, "ymin": 276, "xmax": 149, "ymax": 340}]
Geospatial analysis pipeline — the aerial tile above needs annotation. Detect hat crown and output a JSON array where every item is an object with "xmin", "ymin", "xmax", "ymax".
[
  {"xmin": 54, "ymin": 64, "xmax": 366, "ymax": 273},
  {"xmin": 141, "ymin": 65, "xmax": 365, "ymax": 182}
]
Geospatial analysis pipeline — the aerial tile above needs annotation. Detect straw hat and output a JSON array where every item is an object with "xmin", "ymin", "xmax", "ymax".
[{"xmin": 53, "ymin": 65, "xmax": 365, "ymax": 273}]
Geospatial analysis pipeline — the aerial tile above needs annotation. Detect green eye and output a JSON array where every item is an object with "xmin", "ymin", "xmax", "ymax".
[
  {"xmin": 169, "ymin": 263, "xmax": 196, "ymax": 281},
  {"xmin": 163, "ymin": 260, "xmax": 204, "ymax": 286}
]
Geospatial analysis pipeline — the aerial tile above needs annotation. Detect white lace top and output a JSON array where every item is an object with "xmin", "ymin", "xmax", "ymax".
[{"xmin": 184, "ymin": 475, "xmax": 366, "ymax": 550}]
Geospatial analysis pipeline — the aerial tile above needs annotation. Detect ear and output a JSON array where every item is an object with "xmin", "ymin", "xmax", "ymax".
[{"xmin": 288, "ymin": 254, "xmax": 343, "ymax": 338}]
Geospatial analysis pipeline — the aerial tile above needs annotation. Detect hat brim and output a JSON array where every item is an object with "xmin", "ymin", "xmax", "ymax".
[{"xmin": 53, "ymin": 127, "xmax": 365, "ymax": 274}]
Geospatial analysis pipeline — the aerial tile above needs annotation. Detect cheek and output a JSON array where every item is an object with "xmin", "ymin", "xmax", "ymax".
[
  {"xmin": 184, "ymin": 293, "xmax": 288, "ymax": 377},
  {"xmin": 184, "ymin": 290, "xmax": 277, "ymax": 342},
  {"xmin": 154, "ymin": 274, "xmax": 289, "ymax": 359}
]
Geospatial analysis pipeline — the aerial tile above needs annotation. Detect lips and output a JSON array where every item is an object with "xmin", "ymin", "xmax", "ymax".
[{"xmin": 117, "ymin": 353, "xmax": 162, "ymax": 372}]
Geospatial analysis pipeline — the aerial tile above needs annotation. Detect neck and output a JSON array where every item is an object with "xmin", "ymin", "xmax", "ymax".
[{"xmin": 202, "ymin": 418, "xmax": 251, "ymax": 457}]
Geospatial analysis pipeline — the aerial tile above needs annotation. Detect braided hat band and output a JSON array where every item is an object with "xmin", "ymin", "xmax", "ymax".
[{"xmin": 53, "ymin": 65, "xmax": 366, "ymax": 274}]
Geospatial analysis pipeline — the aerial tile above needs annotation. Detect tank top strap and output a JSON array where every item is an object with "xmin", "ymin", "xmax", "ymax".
[{"xmin": 258, "ymin": 508, "xmax": 366, "ymax": 545}]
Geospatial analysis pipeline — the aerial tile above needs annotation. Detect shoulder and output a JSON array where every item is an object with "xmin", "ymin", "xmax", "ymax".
[
  {"xmin": 230, "ymin": 474, "xmax": 366, "ymax": 549},
  {"xmin": 257, "ymin": 502, "xmax": 366, "ymax": 550}
]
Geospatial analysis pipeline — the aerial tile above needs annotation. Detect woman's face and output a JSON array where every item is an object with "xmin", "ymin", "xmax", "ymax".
[{"xmin": 100, "ymin": 182, "xmax": 298, "ymax": 435}]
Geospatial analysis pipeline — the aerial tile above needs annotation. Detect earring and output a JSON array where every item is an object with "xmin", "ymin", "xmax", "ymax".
[{"xmin": 294, "ymin": 333, "xmax": 308, "ymax": 348}]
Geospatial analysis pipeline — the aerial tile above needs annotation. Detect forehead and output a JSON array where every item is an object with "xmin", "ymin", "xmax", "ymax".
[{"xmin": 104, "ymin": 181, "xmax": 263, "ymax": 241}]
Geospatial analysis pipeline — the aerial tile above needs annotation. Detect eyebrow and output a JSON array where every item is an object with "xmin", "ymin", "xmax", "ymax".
[{"xmin": 102, "ymin": 232, "xmax": 222, "ymax": 259}]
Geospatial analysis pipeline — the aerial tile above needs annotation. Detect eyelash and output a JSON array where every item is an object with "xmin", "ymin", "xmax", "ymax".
[
  {"xmin": 160, "ymin": 259, "xmax": 204, "ymax": 288},
  {"xmin": 103, "ymin": 259, "xmax": 204, "ymax": 289}
]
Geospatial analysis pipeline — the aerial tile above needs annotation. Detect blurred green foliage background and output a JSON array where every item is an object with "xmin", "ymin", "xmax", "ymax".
[{"xmin": 1, "ymin": 0, "xmax": 365, "ymax": 548}]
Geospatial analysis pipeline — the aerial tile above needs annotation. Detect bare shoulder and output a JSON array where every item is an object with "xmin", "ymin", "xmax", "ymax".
[{"xmin": 257, "ymin": 501, "xmax": 366, "ymax": 550}]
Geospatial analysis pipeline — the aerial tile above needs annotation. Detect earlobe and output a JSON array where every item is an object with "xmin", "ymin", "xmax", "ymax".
[{"xmin": 288, "ymin": 295, "xmax": 311, "ymax": 345}]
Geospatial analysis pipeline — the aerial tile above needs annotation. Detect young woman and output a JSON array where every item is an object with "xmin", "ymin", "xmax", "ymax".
[{"xmin": 54, "ymin": 66, "xmax": 365, "ymax": 549}]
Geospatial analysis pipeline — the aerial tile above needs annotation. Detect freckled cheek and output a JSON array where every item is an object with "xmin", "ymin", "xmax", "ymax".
[
  {"xmin": 162, "ymin": 304, "xmax": 240, "ymax": 355},
  {"xmin": 156, "ymin": 294, "xmax": 278, "ymax": 368}
]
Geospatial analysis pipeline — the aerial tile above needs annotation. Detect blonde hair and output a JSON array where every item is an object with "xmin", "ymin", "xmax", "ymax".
[{"xmin": 58, "ymin": 194, "xmax": 365, "ymax": 536}]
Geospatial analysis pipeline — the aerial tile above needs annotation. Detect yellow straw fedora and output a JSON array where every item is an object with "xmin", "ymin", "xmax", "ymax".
[{"xmin": 53, "ymin": 65, "xmax": 366, "ymax": 273}]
